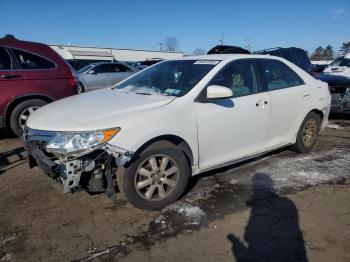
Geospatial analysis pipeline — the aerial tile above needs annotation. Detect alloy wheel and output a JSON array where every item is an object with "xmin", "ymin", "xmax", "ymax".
[
  {"xmin": 134, "ymin": 154, "xmax": 179, "ymax": 201},
  {"xmin": 18, "ymin": 106, "xmax": 39, "ymax": 130},
  {"xmin": 302, "ymin": 118, "xmax": 317, "ymax": 147}
]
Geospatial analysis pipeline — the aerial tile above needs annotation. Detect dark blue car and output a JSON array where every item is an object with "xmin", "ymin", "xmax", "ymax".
[{"xmin": 255, "ymin": 47, "xmax": 313, "ymax": 74}]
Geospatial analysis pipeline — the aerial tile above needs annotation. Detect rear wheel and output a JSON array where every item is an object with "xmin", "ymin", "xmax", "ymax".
[
  {"xmin": 290, "ymin": 112, "xmax": 321, "ymax": 153},
  {"xmin": 77, "ymin": 82, "xmax": 85, "ymax": 93},
  {"xmin": 117, "ymin": 141, "xmax": 190, "ymax": 210},
  {"xmin": 10, "ymin": 99, "xmax": 47, "ymax": 137}
]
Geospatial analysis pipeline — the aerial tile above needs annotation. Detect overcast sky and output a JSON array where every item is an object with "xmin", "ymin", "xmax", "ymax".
[{"xmin": 1, "ymin": 0, "xmax": 349, "ymax": 54}]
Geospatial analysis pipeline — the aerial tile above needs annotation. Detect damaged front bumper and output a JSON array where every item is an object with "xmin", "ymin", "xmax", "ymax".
[{"xmin": 23, "ymin": 129, "xmax": 133, "ymax": 194}]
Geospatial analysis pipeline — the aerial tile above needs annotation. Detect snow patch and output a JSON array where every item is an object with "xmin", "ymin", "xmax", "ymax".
[
  {"xmin": 163, "ymin": 202, "xmax": 205, "ymax": 225},
  {"xmin": 327, "ymin": 124, "xmax": 343, "ymax": 129},
  {"xmin": 178, "ymin": 205, "xmax": 205, "ymax": 225},
  {"xmin": 253, "ymin": 148, "xmax": 350, "ymax": 191}
]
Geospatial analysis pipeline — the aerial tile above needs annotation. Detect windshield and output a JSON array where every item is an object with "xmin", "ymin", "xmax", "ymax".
[
  {"xmin": 78, "ymin": 64, "xmax": 95, "ymax": 73},
  {"xmin": 115, "ymin": 60, "xmax": 220, "ymax": 96},
  {"xmin": 330, "ymin": 57, "xmax": 350, "ymax": 67}
]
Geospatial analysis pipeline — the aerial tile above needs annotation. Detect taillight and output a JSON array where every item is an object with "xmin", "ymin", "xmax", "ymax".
[
  {"xmin": 67, "ymin": 69, "xmax": 78, "ymax": 91},
  {"xmin": 68, "ymin": 77, "xmax": 76, "ymax": 87}
]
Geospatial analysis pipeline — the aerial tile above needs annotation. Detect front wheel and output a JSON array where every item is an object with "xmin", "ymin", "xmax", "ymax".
[
  {"xmin": 117, "ymin": 141, "xmax": 190, "ymax": 210},
  {"xmin": 290, "ymin": 112, "xmax": 321, "ymax": 153}
]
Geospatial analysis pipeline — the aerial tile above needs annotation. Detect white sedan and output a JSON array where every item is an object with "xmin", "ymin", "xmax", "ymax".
[{"xmin": 24, "ymin": 54, "xmax": 331, "ymax": 210}]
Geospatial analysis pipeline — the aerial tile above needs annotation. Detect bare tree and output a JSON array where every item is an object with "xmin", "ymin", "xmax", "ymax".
[
  {"xmin": 193, "ymin": 48, "xmax": 206, "ymax": 56},
  {"xmin": 163, "ymin": 37, "xmax": 180, "ymax": 52}
]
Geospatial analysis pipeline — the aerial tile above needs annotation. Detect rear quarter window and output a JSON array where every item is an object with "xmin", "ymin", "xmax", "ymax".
[{"xmin": 10, "ymin": 48, "xmax": 55, "ymax": 69}]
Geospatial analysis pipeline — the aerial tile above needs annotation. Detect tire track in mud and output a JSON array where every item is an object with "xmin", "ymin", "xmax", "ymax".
[{"xmin": 75, "ymin": 135, "xmax": 350, "ymax": 261}]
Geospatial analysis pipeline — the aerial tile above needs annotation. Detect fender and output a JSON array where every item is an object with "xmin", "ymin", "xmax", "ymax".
[{"xmin": 4, "ymin": 93, "xmax": 54, "ymax": 125}]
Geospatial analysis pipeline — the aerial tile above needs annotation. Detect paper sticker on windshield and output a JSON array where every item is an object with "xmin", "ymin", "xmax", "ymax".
[
  {"xmin": 164, "ymin": 88, "xmax": 176, "ymax": 94},
  {"xmin": 194, "ymin": 60, "xmax": 220, "ymax": 65}
]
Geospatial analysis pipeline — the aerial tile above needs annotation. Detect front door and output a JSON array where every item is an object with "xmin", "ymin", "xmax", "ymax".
[
  {"xmin": 194, "ymin": 59, "xmax": 271, "ymax": 170},
  {"xmin": 85, "ymin": 64, "xmax": 110, "ymax": 90},
  {"xmin": 108, "ymin": 63, "xmax": 134, "ymax": 86}
]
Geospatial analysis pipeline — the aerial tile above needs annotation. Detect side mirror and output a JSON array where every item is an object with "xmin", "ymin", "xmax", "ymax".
[
  {"xmin": 206, "ymin": 85, "xmax": 233, "ymax": 100},
  {"xmin": 88, "ymin": 69, "xmax": 96, "ymax": 74}
]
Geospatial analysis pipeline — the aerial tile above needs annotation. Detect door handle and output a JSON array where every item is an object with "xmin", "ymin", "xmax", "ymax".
[
  {"xmin": 1, "ymin": 74, "xmax": 21, "ymax": 79},
  {"xmin": 256, "ymin": 100, "xmax": 269, "ymax": 107}
]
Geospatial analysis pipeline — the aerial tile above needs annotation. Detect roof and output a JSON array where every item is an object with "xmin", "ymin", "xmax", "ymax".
[
  {"xmin": 177, "ymin": 53, "xmax": 282, "ymax": 61},
  {"xmin": 50, "ymin": 44, "xmax": 184, "ymax": 55},
  {"xmin": 69, "ymin": 50, "xmax": 114, "ymax": 58}
]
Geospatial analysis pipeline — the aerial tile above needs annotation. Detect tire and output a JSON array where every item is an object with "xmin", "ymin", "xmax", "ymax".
[
  {"xmin": 117, "ymin": 141, "xmax": 190, "ymax": 210},
  {"xmin": 290, "ymin": 112, "xmax": 321, "ymax": 153},
  {"xmin": 77, "ymin": 82, "xmax": 85, "ymax": 94},
  {"xmin": 10, "ymin": 99, "xmax": 47, "ymax": 137}
]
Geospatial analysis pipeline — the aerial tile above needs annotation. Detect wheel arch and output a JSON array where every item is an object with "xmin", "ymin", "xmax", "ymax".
[
  {"xmin": 131, "ymin": 134, "xmax": 194, "ymax": 167},
  {"xmin": 293, "ymin": 108, "xmax": 325, "ymax": 140},
  {"xmin": 309, "ymin": 108, "xmax": 324, "ymax": 121},
  {"xmin": 5, "ymin": 94, "xmax": 54, "ymax": 126}
]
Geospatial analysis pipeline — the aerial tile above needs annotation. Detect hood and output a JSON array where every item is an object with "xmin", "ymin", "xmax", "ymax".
[{"xmin": 27, "ymin": 88, "xmax": 175, "ymax": 131}]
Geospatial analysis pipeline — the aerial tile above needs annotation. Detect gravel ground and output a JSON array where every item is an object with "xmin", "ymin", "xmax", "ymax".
[{"xmin": 0, "ymin": 118, "xmax": 349, "ymax": 261}]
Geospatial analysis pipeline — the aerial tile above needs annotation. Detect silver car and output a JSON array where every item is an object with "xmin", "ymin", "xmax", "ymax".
[{"xmin": 77, "ymin": 62, "xmax": 138, "ymax": 92}]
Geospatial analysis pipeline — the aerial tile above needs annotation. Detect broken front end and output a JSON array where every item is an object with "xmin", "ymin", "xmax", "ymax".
[{"xmin": 23, "ymin": 128, "xmax": 132, "ymax": 197}]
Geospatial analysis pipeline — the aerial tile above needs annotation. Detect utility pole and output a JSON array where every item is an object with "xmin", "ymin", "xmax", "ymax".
[
  {"xmin": 219, "ymin": 33, "xmax": 224, "ymax": 45},
  {"xmin": 245, "ymin": 38, "xmax": 251, "ymax": 51}
]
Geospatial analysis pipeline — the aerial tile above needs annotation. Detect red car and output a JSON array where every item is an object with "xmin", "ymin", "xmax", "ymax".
[{"xmin": 0, "ymin": 35, "xmax": 77, "ymax": 136}]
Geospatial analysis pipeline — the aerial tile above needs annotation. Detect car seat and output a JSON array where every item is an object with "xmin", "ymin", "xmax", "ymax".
[
  {"xmin": 223, "ymin": 70, "xmax": 250, "ymax": 97},
  {"xmin": 266, "ymin": 68, "xmax": 288, "ymax": 90}
]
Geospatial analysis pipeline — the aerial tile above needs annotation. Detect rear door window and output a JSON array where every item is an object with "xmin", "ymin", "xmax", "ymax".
[
  {"xmin": 260, "ymin": 59, "xmax": 304, "ymax": 91},
  {"xmin": 11, "ymin": 48, "xmax": 55, "ymax": 69},
  {"xmin": 110, "ymin": 64, "xmax": 133, "ymax": 73},
  {"xmin": 0, "ymin": 46, "xmax": 13, "ymax": 70}
]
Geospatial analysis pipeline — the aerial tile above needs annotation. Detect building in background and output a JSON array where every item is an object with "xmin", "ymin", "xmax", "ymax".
[{"xmin": 50, "ymin": 44, "xmax": 183, "ymax": 67}]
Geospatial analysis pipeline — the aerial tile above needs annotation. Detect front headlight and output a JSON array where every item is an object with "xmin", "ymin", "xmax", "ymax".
[{"xmin": 46, "ymin": 128, "xmax": 120, "ymax": 156}]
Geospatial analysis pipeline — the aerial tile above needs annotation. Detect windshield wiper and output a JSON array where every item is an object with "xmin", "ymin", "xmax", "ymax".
[{"xmin": 135, "ymin": 92, "xmax": 152, "ymax": 95}]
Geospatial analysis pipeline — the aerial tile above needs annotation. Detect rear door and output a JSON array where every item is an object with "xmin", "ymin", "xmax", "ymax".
[
  {"xmin": 258, "ymin": 59, "xmax": 308, "ymax": 148},
  {"xmin": 9, "ymin": 47, "xmax": 58, "ymax": 96},
  {"xmin": 0, "ymin": 46, "xmax": 25, "ymax": 119}
]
